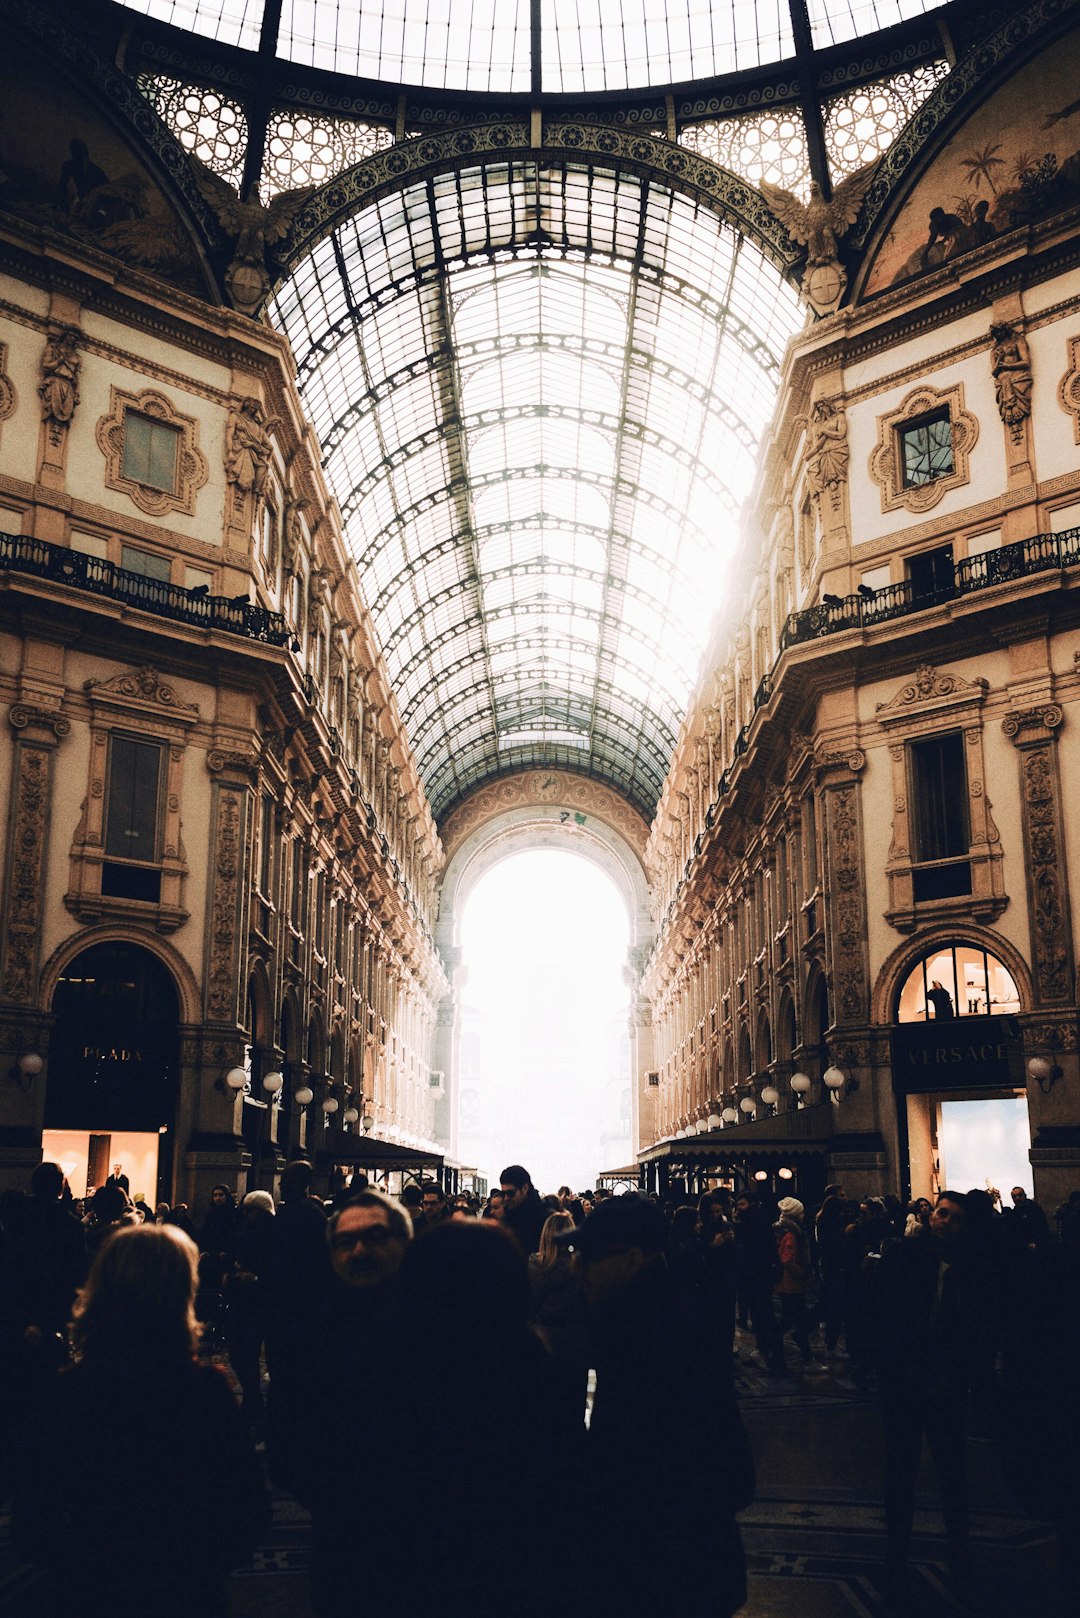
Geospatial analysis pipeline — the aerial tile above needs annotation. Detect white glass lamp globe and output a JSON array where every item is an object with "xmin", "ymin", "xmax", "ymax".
[
  {"xmin": 823, "ymin": 1066, "xmax": 845, "ymax": 1090},
  {"xmin": 790, "ymin": 1072, "xmax": 811, "ymax": 1095},
  {"xmin": 739, "ymin": 1096, "xmax": 756, "ymax": 1115},
  {"xmin": 721, "ymin": 1106, "xmax": 738, "ymax": 1125},
  {"xmin": 760, "ymin": 1085, "xmax": 779, "ymax": 1106},
  {"xmin": 294, "ymin": 1085, "xmax": 314, "ymax": 1106}
]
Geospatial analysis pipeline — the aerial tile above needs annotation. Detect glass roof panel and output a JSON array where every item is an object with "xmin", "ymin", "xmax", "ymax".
[
  {"xmin": 805, "ymin": 0, "xmax": 945, "ymax": 51},
  {"xmin": 270, "ymin": 157, "xmax": 804, "ymax": 821},
  {"xmin": 114, "ymin": 2, "xmax": 950, "ymax": 90},
  {"xmin": 115, "ymin": 0, "xmax": 264, "ymax": 50}
]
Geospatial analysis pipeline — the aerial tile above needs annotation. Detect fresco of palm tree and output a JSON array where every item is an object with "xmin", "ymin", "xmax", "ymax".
[{"xmin": 959, "ymin": 142, "xmax": 1006, "ymax": 194}]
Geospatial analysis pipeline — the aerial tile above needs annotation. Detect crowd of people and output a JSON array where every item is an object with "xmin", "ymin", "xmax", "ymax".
[{"xmin": 2, "ymin": 1157, "xmax": 1079, "ymax": 1618}]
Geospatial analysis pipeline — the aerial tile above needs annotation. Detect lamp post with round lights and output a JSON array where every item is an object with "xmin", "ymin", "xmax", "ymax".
[{"xmin": 790, "ymin": 1071, "xmax": 811, "ymax": 1106}]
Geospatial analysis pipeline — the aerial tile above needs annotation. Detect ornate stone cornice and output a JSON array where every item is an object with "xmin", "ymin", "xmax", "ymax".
[
  {"xmin": 876, "ymin": 663, "xmax": 988, "ymax": 726},
  {"xmin": 84, "ymin": 666, "xmax": 200, "ymax": 724}
]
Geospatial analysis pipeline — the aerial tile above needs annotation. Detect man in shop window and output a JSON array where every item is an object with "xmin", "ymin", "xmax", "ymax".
[
  {"xmin": 105, "ymin": 1161, "xmax": 130, "ymax": 1195},
  {"xmin": 926, "ymin": 980, "xmax": 955, "ymax": 1019}
]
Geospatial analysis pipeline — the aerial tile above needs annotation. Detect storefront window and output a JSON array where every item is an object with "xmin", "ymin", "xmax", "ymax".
[{"xmin": 896, "ymin": 943, "xmax": 1020, "ymax": 1023}]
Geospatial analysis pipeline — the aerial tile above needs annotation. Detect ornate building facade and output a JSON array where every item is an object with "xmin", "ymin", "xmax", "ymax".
[
  {"xmin": 642, "ymin": 4, "xmax": 1080, "ymax": 1209},
  {"xmin": 1, "ymin": 0, "xmax": 1080, "ymax": 1209}
]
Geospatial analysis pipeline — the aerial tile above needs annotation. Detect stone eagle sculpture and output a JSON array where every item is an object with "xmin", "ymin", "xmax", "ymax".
[
  {"xmin": 193, "ymin": 161, "xmax": 315, "ymax": 316},
  {"xmin": 760, "ymin": 161, "xmax": 877, "ymax": 316}
]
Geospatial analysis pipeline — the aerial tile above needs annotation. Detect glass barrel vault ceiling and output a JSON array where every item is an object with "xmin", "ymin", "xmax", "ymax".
[
  {"xmin": 271, "ymin": 163, "xmax": 806, "ymax": 822},
  {"xmin": 117, "ymin": 1, "xmax": 946, "ymax": 91}
]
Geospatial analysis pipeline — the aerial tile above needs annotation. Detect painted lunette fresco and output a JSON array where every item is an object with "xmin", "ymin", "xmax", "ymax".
[
  {"xmin": 864, "ymin": 30, "xmax": 1080, "ymax": 298},
  {"xmin": 0, "ymin": 39, "xmax": 204, "ymax": 296}
]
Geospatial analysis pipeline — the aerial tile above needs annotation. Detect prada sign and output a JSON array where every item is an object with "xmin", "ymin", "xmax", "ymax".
[{"xmin": 891, "ymin": 1016, "xmax": 1023, "ymax": 1095}]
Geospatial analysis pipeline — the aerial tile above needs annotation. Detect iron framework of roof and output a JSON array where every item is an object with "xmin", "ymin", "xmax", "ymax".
[{"xmin": 65, "ymin": 0, "xmax": 971, "ymax": 823}]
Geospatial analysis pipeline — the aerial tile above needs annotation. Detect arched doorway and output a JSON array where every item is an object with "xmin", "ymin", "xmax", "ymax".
[
  {"xmin": 889, "ymin": 939, "xmax": 1026, "ymax": 1201},
  {"xmin": 44, "ymin": 941, "xmax": 180, "ymax": 1205}
]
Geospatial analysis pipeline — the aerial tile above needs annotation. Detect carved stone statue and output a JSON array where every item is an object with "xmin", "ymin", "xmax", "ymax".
[
  {"xmin": 307, "ymin": 568, "xmax": 331, "ymax": 632},
  {"xmin": 804, "ymin": 398, "xmax": 849, "ymax": 500},
  {"xmin": 990, "ymin": 321, "xmax": 1033, "ymax": 440},
  {"xmin": 39, "ymin": 325, "xmax": 81, "ymax": 431},
  {"xmin": 192, "ymin": 162, "xmax": 315, "ymax": 317},
  {"xmin": 226, "ymin": 396, "xmax": 278, "ymax": 505},
  {"xmin": 282, "ymin": 496, "xmax": 307, "ymax": 577},
  {"xmin": 760, "ymin": 163, "xmax": 878, "ymax": 316}
]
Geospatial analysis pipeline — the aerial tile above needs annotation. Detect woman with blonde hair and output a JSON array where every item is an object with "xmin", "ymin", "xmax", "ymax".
[
  {"xmin": 528, "ymin": 1210, "xmax": 589, "ymax": 1422},
  {"xmin": 13, "ymin": 1222, "xmax": 268, "ymax": 1618}
]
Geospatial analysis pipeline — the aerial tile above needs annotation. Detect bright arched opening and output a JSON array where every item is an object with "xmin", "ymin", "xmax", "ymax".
[{"xmin": 457, "ymin": 848, "xmax": 632, "ymax": 1192}]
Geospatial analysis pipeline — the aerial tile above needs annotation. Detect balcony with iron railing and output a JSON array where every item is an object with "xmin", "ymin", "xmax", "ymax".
[
  {"xmin": 779, "ymin": 526, "xmax": 1080, "ymax": 650},
  {"xmin": 0, "ymin": 530, "xmax": 293, "ymax": 646},
  {"xmin": 651, "ymin": 523, "xmax": 1080, "ymax": 948}
]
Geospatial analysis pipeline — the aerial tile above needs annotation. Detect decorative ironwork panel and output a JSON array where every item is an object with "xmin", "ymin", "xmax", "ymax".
[
  {"xmin": 137, "ymin": 71, "xmax": 248, "ymax": 186},
  {"xmin": 261, "ymin": 109, "xmax": 394, "ymax": 201},
  {"xmin": 678, "ymin": 107, "xmax": 810, "ymax": 200},
  {"xmin": 824, "ymin": 62, "xmax": 949, "ymax": 181}
]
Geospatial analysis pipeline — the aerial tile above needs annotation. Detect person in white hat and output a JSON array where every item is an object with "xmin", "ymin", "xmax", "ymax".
[{"xmin": 773, "ymin": 1197, "xmax": 819, "ymax": 1369}]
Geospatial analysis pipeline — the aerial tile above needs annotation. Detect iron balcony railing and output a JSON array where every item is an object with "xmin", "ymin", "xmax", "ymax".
[
  {"xmin": 0, "ymin": 531, "xmax": 293, "ymax": 647},
  {"xmin": 780, "ymin": 525, "xmax": 1080, "ymax": 650},
  {"xmin": 658, "ymin": 523, "xmax": 1080, "ymax": 937}
]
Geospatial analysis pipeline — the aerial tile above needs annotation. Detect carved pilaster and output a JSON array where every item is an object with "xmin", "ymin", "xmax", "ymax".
[
  {"xmin": 204, "ymin": 783, "xmax": 252, "ymax": 1027},
  {"xmin": 820, "ymin": 755, "xmax": 869, "ymax": 1028},
  {"xmin": 1, "ymin": 706, "xmax": 69, "ymax": 1005},
  {"xmin": 1003, "ymin": 704, "xmax": 1072, "ymax": 1006}
]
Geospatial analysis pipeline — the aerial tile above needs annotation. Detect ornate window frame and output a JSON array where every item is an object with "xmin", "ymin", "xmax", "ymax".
[
  {"xmin": 1057, "ymin": 332, "xmax": 1080, "ymax": 443},
  {"xmin": 869, "ymin": 382, "xmax": 978, "ymax": 515},
  {"xmin": 96, "ymin": 386, "xmax": 209, "ymax": 519},
  {"xmin": 66, "ymin": 666, "xmax": 199, "ymax": 933},
  {"xmin": 876, "ymin": 663, "xmax": 1006, "ymax": 934}
]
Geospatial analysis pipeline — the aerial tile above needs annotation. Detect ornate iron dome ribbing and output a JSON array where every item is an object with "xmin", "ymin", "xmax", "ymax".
[
  {"xmin": 16, "ymin": 0, "xmax": 1031, "ymax": 831},
  {"xmin": 279, "ymin": 122, "xmax": 802, "ymax": 283}
]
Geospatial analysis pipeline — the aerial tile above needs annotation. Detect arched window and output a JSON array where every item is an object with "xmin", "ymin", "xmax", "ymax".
[{"xmin": 896, "ymin": 943, "xmax": 1021, "ymax": 1023}]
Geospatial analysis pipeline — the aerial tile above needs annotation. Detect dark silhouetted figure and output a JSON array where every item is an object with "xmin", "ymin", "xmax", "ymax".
[
  {"xmin": 875, "ymin": 1190, "xmax": 996, "ymax": 1602},
  {"xmin": 576, "ymin": 1194, "xmax": 753, "ymax": 1618},
  {"xmin": 12, "ymin": 1223, "xmax": 267, "ymax": 1618}
]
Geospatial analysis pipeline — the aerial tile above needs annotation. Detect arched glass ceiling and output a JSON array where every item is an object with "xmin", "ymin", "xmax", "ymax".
[
  {"xmin": 115, "ymin": 1, "xmax": 946, "ymax": 91},
  {"xmin": 270, "ymin": 162, "xmax": 805, "ymax": 822}
]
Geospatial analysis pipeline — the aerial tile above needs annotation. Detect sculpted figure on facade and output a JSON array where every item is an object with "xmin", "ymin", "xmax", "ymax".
[
  {"xmin": 990, "ymin": 321, "xmax": 1033, "ymax": 440},
  {"xmin": 771, "ymin": 497, "xmax": 795, "ymax": 591},
  {"xmin": 307, "ymin": 568, "xmax": 331, "ymax": 633},
  {"xmin": 282, "ymin": 496, "xmax": 307, "ymax": 577},
  {"xmin": 804, "ymin": 398, "xmax": 849, "ymax": 503},
  {"xmin": 226, "ymin": 396, "xmax": 278, "ymax": 506},
  {"xmin": 39, "ymin": 324, "xmax": 80, "ymax": 433}
]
